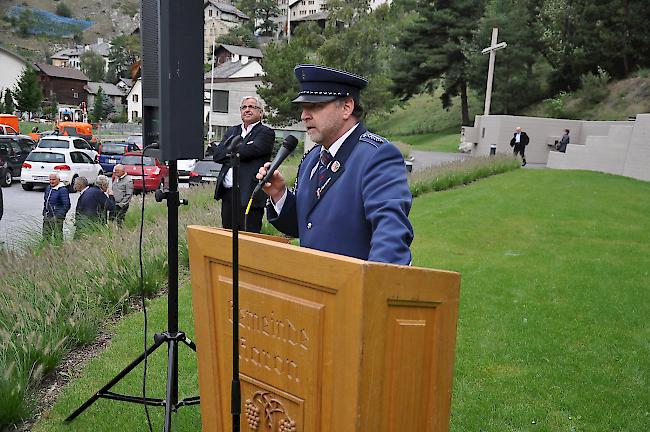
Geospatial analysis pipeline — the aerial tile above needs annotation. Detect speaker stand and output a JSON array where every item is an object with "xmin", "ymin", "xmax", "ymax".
[{"xmin": 66, "ymin": 162, "xmax": 199, "ymax": 431}]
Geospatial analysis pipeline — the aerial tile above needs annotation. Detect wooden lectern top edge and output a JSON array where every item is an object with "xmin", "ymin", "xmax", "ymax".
[{"xmin": 186, "ymin": 225, "xmax": 460, "ymax": 276}]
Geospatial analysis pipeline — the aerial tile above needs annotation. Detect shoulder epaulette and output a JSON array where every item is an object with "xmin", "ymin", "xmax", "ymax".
[{"xmin": 359, "ymin": 131, "xmax": 387, "ymax": 147}]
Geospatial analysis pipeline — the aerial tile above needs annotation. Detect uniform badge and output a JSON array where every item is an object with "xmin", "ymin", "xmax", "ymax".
[{"xmin": 331, "ymin": 160, "xmax": 340, "ymax": 172}]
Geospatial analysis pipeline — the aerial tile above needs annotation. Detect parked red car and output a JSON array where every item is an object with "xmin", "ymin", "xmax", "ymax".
[{"xmin": 121, "ymin": 151, "xmax": 168, "ymax": 192}]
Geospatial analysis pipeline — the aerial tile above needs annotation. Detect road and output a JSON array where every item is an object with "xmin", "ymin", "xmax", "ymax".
[{"xmin": 0, "ymin": 183, "xmax": 80, "ymax": 250}]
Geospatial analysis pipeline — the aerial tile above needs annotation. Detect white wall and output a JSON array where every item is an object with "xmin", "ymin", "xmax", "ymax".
[
  {"xmin": 127, "ymin": 79, "xmax": 142, "ymax": 122},
  {"xmin": 0, "ymin": 51, "xmax": 25, "ymax": 101}
]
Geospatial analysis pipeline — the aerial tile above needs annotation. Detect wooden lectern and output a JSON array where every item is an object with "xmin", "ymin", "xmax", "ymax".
[{"xmin": 188, "ymin": 227, "xmax": 460, "ymax": 431}]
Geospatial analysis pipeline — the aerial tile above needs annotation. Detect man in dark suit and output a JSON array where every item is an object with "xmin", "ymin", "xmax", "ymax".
[
  {"xmin": 509, "ymin": 126, "xmax": 530, "ymax": 166},
  {"xmin": 74, "ymin": 176, "xmax": 114, "ymax": 238},
  {"xmin": 212, "ymin": 96, "xmax": 275, "ymax": 233},
  {"xmin": 257, "ymin": 64, "xmax": 413, "ymax": 265}
]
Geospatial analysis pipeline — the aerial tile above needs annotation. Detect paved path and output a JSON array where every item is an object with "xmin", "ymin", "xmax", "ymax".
[{"xmin": 410, "ymin": 150, "xmax": 469, "ymax": 172}]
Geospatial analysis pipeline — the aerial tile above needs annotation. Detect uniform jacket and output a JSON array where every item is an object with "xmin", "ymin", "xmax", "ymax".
[
  {"xmin": 43, "ymin": 184, "xmax": 71, "ymax": 218},
  {"xmin": 267, "ymin": 124, "xmax": 413, "ymax": 265},
  {"xmin": 213, "ymin": 123, "xmax": 275, "ymax": 208},
  {"xmin": 510, "ymin": 132, "xmax": 530, "ymax": 148},
  {"xmin": 75, "ymin": 186, "xmax": 114, "ymax": 219}
]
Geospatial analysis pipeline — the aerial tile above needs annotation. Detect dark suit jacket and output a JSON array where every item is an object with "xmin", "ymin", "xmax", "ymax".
[
  {"xmin": 75, "ymin": 186, "xmax": 114, "ymax": 220},
  {"xmin": 213, "ymin": 123, "xmax": 275, "ymax": 208},
  {"xmin": 510, "ymin": 132, "xmax": 530, "ymax": 148},
  {"xmin": 267, "ymin": 124, "xmax": 414, "ymax": 265}
]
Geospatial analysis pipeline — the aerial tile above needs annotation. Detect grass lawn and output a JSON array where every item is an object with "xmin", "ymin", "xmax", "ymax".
[
  {"xmin": 33, "ymin": 169, "xmax": 650, "ymax": 431},
  {"xmin": 389, "ymin": 127, "xmax": 460, "ymax": 152}
]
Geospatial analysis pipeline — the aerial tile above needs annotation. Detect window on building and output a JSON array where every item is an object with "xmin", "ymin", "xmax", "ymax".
[
  {"xmin": 212, "ymin": 90, "xmax": 229, "ymax": 113},
  {"xmin": 209, "ymin": 9, "xmax": 213, "ymax": 17},
  {"xmin": 133, "ymin": 94, "xmax": 139, "ymax": 102},
  {"xmin": 73, "ymin": 92, "xmax": 79, "ymax": 99},
  {"xmin": 132, "ymin": 111, "xmax": 139, "ymax": 121}
]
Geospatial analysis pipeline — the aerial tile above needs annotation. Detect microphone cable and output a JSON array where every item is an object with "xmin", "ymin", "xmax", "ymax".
[{"xmin": 139, "ymin": 147, "xmax": 154, "ymax": 432}]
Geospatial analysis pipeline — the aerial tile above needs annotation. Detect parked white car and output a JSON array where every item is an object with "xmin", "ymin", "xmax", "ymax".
[
  {"xmin": 37, "ymin": 136, "xmax": 98, "ymax": 162},
  {"xmin": 20, "ymin": 148, "xmax": 103, "ymax": 192},
  {"xmin": 177, "ymin": 159, "xmax": 197, "ymax": 180}
]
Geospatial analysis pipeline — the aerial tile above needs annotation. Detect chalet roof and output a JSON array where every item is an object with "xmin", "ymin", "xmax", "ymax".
[
  {"xmin": 35, "ymin": 63, "xmax": 89, "ymax": 81},
  {"xmin": 292, "ymin": 11, "xmax": 329, "ymax": 22},
  {"xmin": 216, "ymin": 44, "xmax": 263, "ymax": 59},
  {"xmin": 52, "ymin": 41, "xmax": 111, "ymax": 60},
  {"xmin": 204, "ymin": 60, "xmax": 262, "ymax": 79},
  {"xmin": 119, "ymin": 78, "xmax": 134, "ymax": 88},
  {"xmin": 85, "ymin": 82, "xmax": 125, "ymax": 96},
  {"xmin": 204, "ymin": 1, "xmax": 249, "ymax": 20}
]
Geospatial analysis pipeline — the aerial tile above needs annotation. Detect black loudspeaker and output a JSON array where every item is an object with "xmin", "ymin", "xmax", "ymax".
[{"xmin": 141, "ymin": 0, "xmax": 204, "ymax": 161}]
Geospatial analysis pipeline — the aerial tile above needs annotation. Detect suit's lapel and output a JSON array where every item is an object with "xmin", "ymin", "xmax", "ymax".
[{"xmin": 306, "ymin": 124, "xmax": 367, "ymax": 214}]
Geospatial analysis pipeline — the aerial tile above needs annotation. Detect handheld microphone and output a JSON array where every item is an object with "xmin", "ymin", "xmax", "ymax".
[{"xmin": 252, "ymin": 134, "xmax": 299, "ymax": 197}]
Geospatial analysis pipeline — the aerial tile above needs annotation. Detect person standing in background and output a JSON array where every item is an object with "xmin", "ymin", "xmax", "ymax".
[
  {"xmin": 510, "ymin": 126, "xmax": 529, "ymax": 166},
  {"xmin": 212, "ymin": 96, "xmax": 275, "ymax": 233},
  {"xmin": 42, "ymin": 173, "xmax": 71, "ymax": 244},
  {"xmin": 110, "ymin": 164, "xmax": 133, "ymax": 226}
]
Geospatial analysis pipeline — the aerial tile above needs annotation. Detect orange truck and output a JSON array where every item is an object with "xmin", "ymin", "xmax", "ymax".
[
  {"xmin": 56, "ymin": 121, "xmax": 100, "ymax": 149},
  {"xmin": 0, "ymin": 114, "xmax": 20, "ymax": 135}
]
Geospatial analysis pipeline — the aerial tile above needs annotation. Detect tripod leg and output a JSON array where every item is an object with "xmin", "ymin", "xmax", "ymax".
[
  {"xmin": 66, "ymin": 336, "xmax": 166, "ymax": 421},
  {"xmin": 163, "ymin": 338, "xmax": 179, "ymax": 432}
]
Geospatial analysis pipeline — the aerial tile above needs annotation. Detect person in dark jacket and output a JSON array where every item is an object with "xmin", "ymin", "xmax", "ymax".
[
  {"xmin": 212, "ymin": 96, "xmax": 275, "ymax": 233},
  {"xmin": 557, "ymin": 129, "xmax": 570, "ymax": 153},
  {"xmin": 42, "ymin": 173, "xmax": 71, "ymax": 244},
  {"xmin": 74, "ymin": 176, "xmax": 114, "ymax": 238},
  {"xmin": 509, "ymin": 126, "xmax": 530, "ymax": 166}
]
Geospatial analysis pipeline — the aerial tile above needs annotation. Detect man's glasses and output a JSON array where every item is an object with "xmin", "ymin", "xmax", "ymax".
[{"xmin": 240, "ymin": 104, "xmax": 260, "ymax": 111}]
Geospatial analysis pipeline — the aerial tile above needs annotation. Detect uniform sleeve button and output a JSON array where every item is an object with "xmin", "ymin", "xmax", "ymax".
[{"xmin": 307, "ymin": 222, "xmax": 312, "ymax": 229}]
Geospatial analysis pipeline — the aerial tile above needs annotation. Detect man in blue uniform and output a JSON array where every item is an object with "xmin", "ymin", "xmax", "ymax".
[{"xmin": 257, "ymin": 64, "xmax": 413, "ymax": 265}]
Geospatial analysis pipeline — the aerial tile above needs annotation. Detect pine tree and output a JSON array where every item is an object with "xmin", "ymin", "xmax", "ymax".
[
  {"xmin": 14, "ymin": 68, "xmax": 42, "ymax": 118},
  {"xmin": 467, "ymin": 0, "xmax": 546, "ymax": 114},
  {"xmin": 391, "ymin": 0, "xmax": 485, "ymax": 125},
  {"xmin": 92, "ymin": 87, "xmax": 105, "ymax": 122},
  {"xmin": 236, "ymin": 0, "xmax": 280, "ymax": 36},
  {"xmin": 3, "ymin": 89, "xmax": 14, "ymax": 114}
]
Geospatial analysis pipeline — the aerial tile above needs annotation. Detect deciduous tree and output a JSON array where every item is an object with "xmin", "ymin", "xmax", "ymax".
[
  {"xmin": 236, "ymin": 0, "xmax": 280, "ymax": 36},
  {"xmin": 80, "ymin": 50, "xmax": 106, "ymax": 82}
]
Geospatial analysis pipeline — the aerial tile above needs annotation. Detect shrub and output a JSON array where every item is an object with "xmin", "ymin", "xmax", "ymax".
[
  {"xmin": 55, "ymin": 2, "xmax": 72, "ymax": 18},
  {"xmin": 576, "ymin": 67, "xmax": 611, "ymax": 105}
]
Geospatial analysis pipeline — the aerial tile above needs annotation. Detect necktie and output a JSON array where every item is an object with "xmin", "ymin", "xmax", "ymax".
[{"xmin": 315, "ymin": 150, "xmax": 333, "ymax": 199}]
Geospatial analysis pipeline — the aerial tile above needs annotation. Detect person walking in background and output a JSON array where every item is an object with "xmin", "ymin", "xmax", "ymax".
[
  {"xmin": 74, "ymin": 176, "xmax": 113, "ymax": 239},
  {"xmin": 42, "ymin": 173, "xmax": 71, "ymax": 244},
  {"xmin": 557, "ymin": 129, "xmax": 570, "ymax": 153},
  {"xmin": 510, "ymin": 126, "xmax": 529, "ymax": 166},
  {"xmin": 212, "ymin": 96, "xmax": 275, "ymax": 233},
  {"xmin": 257, "ymin": 64, "xmax": 413, "ymax": 265},
  {"xmin": 110, "ymin": 164, "xmax": 133, "ymax": 226}
]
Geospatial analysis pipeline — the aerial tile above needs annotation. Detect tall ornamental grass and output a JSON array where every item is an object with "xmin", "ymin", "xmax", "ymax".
[
  {"xmin": 409, "ymin": 154, "xmax": 520, "ymax": 197},
  {"xmin": 0, "ymin": 185, "xmax": 218, "ymax": 427}
]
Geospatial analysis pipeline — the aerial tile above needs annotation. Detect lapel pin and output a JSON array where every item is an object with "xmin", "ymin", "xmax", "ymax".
[{"xmin": 331, "ymin": 160, "xmax": 340, "ymax": 173}]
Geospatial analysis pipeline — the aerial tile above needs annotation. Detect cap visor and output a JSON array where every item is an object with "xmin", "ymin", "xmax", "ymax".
[{"xmin": 292, "ymin": 94, "xmax": 339, "ymax": 103}]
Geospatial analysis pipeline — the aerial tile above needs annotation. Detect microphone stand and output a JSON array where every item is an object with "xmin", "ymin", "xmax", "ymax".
[{"xmin": 228, "ymin": 138, "xmax": 242, "ymax": 432}]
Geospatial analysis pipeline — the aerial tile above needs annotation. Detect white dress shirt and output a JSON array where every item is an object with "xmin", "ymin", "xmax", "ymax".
[{"xmin": 223, "ymin": 121, "xmax": 260, "ymax": 188}]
